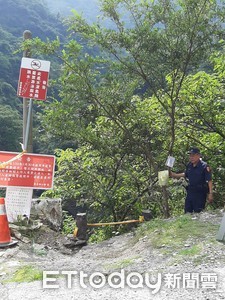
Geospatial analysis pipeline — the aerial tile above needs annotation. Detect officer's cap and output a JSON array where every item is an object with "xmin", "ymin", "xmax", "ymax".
[{"xmin": 188, "ymin": 147, "xmax": 200, "ymax": 155}]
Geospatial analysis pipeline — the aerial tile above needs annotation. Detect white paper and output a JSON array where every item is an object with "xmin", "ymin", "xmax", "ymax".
[
  {"xmin": 165, "ymin": 156, "xmax": 175, "ymax": 168},
  {"xmin": 5, "ymin": 187, "xmax": 33, "ymax": 222}
]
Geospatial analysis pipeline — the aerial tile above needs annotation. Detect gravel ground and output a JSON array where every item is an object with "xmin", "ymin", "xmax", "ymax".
[{"xmin": 1, "ymin": 211, "xmax": 225, "ymax": 300}]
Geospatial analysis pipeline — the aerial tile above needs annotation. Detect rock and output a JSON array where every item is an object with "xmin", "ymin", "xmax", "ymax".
[
  {"xmin": 31, "ymin": 243, "xmax": 48, "ymax": 256},
  {"xmin": 64, "ymin": 238, "xmax": 87, "ymax": 248},
  {"xmin": 31, "ymin": 198, "xmax": 63, "ymax": 231},
  {"xmin": 10, "ymin": 223, "xmax": 42, "ymax": 232},
  {"xmin": 2, "ymin": 248, "xmax": 19, "ymax": 259},
  {"xmin": 0, "ymin": 251, "xmax": 6, "ymax": 257},
  {"xmin": 10, "ymin": 225, "xmax": 37, "ymax": 244}
]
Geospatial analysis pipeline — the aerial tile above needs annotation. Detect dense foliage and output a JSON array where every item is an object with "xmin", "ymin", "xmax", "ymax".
[
  {"xmin": 0, "ymin": 0, "xmax": 66, "ymax": 152},
  {"xmin": 1, "ymin": 0, "xmax": 225, "ymax": 224},
  {"xmin": 34, "ymin": 0, "xmax": 225, "ymax": 221}
]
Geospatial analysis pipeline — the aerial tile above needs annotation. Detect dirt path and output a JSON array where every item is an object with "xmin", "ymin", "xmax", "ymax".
[{"xmin": 1, "ymin": 212, "xmax": 225, "ymax": 299}]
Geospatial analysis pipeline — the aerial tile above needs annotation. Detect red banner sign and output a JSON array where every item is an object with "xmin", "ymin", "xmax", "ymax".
[
  {"xmin": 17, "ymin": 58, "xmax": 50, "ymax": 101},
  {"xmin": 0, "ymin": 152, "xmax": 55, "ymax": 189}
]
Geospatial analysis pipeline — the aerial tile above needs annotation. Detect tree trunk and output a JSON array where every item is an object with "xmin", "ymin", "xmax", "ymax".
[{"xmin": 162, "ymin": 186, "xmax": 170, "ymax": 218}]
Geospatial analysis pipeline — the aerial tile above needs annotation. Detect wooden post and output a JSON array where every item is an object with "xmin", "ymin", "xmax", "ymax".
[
  {"xmin": 76, "ymin": 213, "xmax": 87, "ymax": 241},
  {"xmin": 142, "ymin": 210, "xmax": 152, "ymax": 221}
]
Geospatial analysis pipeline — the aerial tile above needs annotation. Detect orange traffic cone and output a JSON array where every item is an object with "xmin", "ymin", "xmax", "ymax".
[{"xmin": 0, "ymin": 198, "xmax": 17, "ymax": 248}]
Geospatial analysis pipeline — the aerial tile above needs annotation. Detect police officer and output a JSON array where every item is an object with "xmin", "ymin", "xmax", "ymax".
[{"xmin": 170, "ymin": 147, "xmax": 213, "ymax": 213}]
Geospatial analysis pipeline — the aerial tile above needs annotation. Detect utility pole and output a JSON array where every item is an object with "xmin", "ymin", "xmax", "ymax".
[{"xmin": 23, "ymin": 30, "xmax": 33, "ymax": 153}]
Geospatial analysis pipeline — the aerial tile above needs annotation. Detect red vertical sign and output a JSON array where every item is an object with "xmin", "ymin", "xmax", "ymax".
[{"xmin": 17, "ymin": 58, "xmax": 50, "ymax": 101}]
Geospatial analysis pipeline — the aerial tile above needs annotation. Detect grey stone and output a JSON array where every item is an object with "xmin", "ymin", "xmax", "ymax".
[{"xmin": 31, "ymin": 198, "xmax": 63, "ymax": 231}]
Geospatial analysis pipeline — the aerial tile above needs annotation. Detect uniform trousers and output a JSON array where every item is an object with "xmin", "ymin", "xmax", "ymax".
[{"xmin": 185, "ymin": 189, "xmax": 207, "ymax": 213}]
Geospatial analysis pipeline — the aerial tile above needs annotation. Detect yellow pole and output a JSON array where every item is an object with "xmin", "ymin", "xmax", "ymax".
[{"xmin": 87, "ymin": 216, "xmax": 144, "ymax": 227}]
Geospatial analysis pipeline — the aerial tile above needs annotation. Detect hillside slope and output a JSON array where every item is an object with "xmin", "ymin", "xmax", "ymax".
[
  {"xmin": 0, "ymin": 211, "xmax": 225, "ymax": 299},
  {"xmin": 44, "ymin": 0, "xmax": 99, "ymax": 19},
  {"xmin": 0, "ymin": 0, "xmax": 66, "ymax": 152}
]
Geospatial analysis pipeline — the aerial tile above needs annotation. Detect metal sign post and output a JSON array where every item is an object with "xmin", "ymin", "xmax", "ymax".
[
  {"xmin": 24, "ymin": 98, "xmax": 33, "ymax": 151},
  {"xmin": 22, "ymin": 30, "xmax": 32, "ymax": 153}
]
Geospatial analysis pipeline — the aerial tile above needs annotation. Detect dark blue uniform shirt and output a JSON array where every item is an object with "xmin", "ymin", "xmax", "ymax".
[
  {"xmin": 185, "ymin": 160, "xmax": 212, "ymax": 190},
  {"xmin": 184, "ymin": 159, "xmax": 212, "ymax": 213}
]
